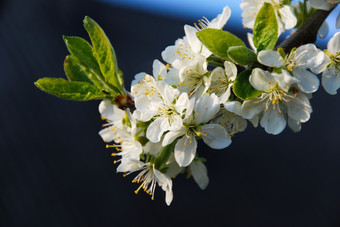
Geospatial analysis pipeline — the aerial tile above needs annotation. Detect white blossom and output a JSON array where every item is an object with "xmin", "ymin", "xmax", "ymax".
[
  {"xmin": 117, "ymin": 158, "xmax": 173, "ymax": 205},
  {"xmin": 161, "ymin": 6, "xmax": 231, "ymax": 71},
  {"xmin": 241, "ymin": 68, "xmax": 312, "ymax": 135},
  {"xmin": 98, "ymin": 100, "xmax": 142, "ymax": 159},
  {"xmin": 207, "ymin": 61, "xmax": 237, "ymax": 104},
  {"xmin": 317, "ymin": 32, "xmax": 340, "ymax": 94},
  {"xmin": 257, "ymin": 44, "xmax": 324, "ymax": 93},
  {"xmin": 162, "ymin": 94, "xmax": 231, "ymax": 167}
]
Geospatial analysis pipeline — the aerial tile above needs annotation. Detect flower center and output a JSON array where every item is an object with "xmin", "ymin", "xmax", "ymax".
[
  {"xmin": 261, "ymin": 84, "xmax": 294, "ymax": 113},
  {"xmin": 132, "ymin": 165, "xmax": 157, "ymax": 200}
]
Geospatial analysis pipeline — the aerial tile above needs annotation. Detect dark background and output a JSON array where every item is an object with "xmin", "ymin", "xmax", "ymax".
[{"xmin": 1, "ymin": 0, "xmax": 340, "ymax": 226}]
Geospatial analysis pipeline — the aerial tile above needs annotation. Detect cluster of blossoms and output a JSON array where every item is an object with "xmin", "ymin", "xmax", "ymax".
[
  {"xmin": 34, "ymin": 1, "xmax": 340, "ymax": 206},
  {"xmin": 97, "ymin": 3, "xmax": 340, "ymax": 205}
]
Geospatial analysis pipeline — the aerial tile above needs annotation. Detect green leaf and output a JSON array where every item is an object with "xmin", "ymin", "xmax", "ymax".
[
  {"xmin": 253, "ymin": 3, "xmax": 278, "ymax": 51},
  {"xmin": 197, "ymin": 28, "xmax": 245, "ymax": 60},
  {"xmin": 63, "ymin": 36, "xmax": 101, "ymax": 77},
  {"xmin": 64, "ymin": 55, "xmax": 95, "ymax": 84},
  {"xmin": 83, "ymin": 16, "xmax": 124, "ymax": 94},
  {"xmin": 233, "ymin": 69, "xmax": 263, "ymax": 100},
  {"xmin": 154, "ymin": 140, "xmax": 177, "ymax": 172},
  {"xmin": 34, "ymin": 78, "xmax": 111, "ymax": 101},
  {"xmin": 227, "ymin": 46, "xmax": 257, "ymax": 65}
]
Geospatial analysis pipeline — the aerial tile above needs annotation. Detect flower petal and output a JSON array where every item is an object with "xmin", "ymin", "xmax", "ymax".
[
  {"xmin": 194, "ymin": 94, "xmax": 220, "ymax": 123},
  {"xmin": 153, "ymin": 59, "xmax": 167, "ymax": 81},
  {"xmin": 98, "ymin": 127, "xmax": 115, "ymax": 143},
  {"xmin": 189, "ymin": 161, "xmax": 209, "ymax": 190},
  {"xmin": 249, "ymin": 68, "xmax": 275, "ymax": 91},
  {"xmin": 318, "ymin": 21, "xmax": 329, "ymax": 38},
  {"xmin": 241, "ymin": 99, "xmax": 265, "ymax": 119},
  {"xmin": 201, "ymin": 124, "xmax": 232, "ymax": 149},
  {"xmin": 328, "ymin": 32, "xmax": 340, "ymax": 55},
  {"xmin": 184, "ymin": 25, "xmax": 201, "ymax": 53},
  {"xmin": 257, "ymin": 50, "xmax": 284, "ymax": 68},
  {"xmin": 292, "ymin": 67, "xmax": 320, "ymax": 93},
  {"xmin": 208, "ymin": 5, "xmax": 231, "ymax": 29},
  {"xmin": 224, "ymin": 61, "xmax": 237, "ymax": 81},
  {"xmin": 286, "ymin": 92, "xmax": 312, "ymax": 123},
  {"xmin": 153, "ymin": 168, "xmax": 173, "ymax": 206},
  {"xmin": 279, "ymin": 6, "xmax": 297, "ymax": 30},
  {"xmin": 162, "ymin": 129, "xmax": 186, "ymax": 147},
  {"xmin": 288, "ymin": 117, "xmax": 302, "ymax": 133},
  {"xmin": 146, "ymin": 118, "xmax": 170, "ymax": 143},
  {"xmin": 322, "ymin": 68, "xmax": 340, "ymax": 95},
  {"xmin": 174, "ymin": 135, "xmax": 197, "ymax": 167},
  {"xmin": 260, "ymin": 107, "xmax": 286, "ymax": 135}
]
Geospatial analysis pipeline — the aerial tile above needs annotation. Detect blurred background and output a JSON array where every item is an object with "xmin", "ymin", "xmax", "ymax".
[{"xmin": 1, "ymin": 0, "xmax": 340, "ymax": 226}]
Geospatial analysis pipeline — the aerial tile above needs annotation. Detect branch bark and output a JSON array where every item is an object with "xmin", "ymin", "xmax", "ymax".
[{"xmin": 277, "ymin": 6, "xmax": 337, "ymax": 52}]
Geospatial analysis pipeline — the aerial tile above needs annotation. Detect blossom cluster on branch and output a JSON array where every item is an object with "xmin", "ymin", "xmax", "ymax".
[{"xmin": 35, "ymin": 0, "xmax": 340, "ymax": 205}]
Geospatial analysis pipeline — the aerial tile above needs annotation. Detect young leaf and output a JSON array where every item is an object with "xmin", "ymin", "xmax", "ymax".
[
  {"xmin": 63, "ymin": 36, "xmax": 102, "ymax": 77},
  {"xmin": 64, "ymin": 55, "xmax": 95, "ymax": 84},
  {"xmin": 83, "ymin": 16, "xmax": 124, "ymax": 94},
  {"xmin": 253, "ymin": 3, "xmax": 278, "ymax": 51},
  {"xmin": 154, "ymin": 140, "xmax": 177, "ymax": 172},
  {"xmin": 197, "ymin": 28, "xmax": 245, "ymax": 60},
  {"xmin": 227, "ymin": 46, "xmax": 257, "ymax": 65},
  {"xmin": 233, "ymin": 69, "xmax": 263, "ymax": 100},
  {"xmin": 34, "ymin": 78, "xmax": 111, "ymax": 101}
]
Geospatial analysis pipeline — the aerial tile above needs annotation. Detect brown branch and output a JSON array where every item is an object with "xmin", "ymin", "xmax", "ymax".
[{"xmin": 277, "ymin": 6, "xmax": 337, "ymax": 52}]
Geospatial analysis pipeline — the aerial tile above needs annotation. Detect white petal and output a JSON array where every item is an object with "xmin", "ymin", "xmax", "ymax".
[
  {"xmin": 274, "ymin": 70, "xmax": 299, "ymax": 92},
  {"xmin": 158, "ymin": 81, "xmax": 176, "ymax": 106},
  {"xmin": 184, "ymin": 25, "xmax": 201, "ymax": 53},
  {"xmin": 189, "ymin": 161, "xmax": 209, "ymax": 190},
  {"xmin": 328, "ymin": 32, "xmax": 340, "ymax": 55},
  {"xmin": 288, "ymin": 117, "xmax": 302, "ymax": 133},
  {"xmin": 260, "ymin": 107, "xmax": 286, "ymax": 135},
  {"xmin": 132, "ymin": 110, "xmax": 153, "ymax": 122},
  {"xmin": 292, "ymin": 68, "xmax": 320, "ymax": 93},
  {"xmin": 153, "ymin": 168, "xmax": 173, "ymax": 206},
  {"xmin": 168, "ymin": 115, "xmax": 183, "ymax": 131},
  {"xmin": 295, "ymin": 44, "xmax": 324, "ymax": 69},
  {"xmin": 219, "ymin": 86, "xmax": 231, "ymax": 104},
  {"xmin": 322, "ymin": 68, "xmax": 340, "ymax": 95},
  {"xmin": 208, "ymin": 5, "xmax": 231, "ymax": 29},
  {"xmin": 201, "ymin": 124, "xmax": 232, "ymax": 149},
  {"xmin": 286, "ymin": 92, "xmax": 312, "ymax": 123},
  {"xmin": 257, "ymin": 50, "xmax": 284, "ymax": 68},
  {"xmin": 146, "ymin": 118, "xmax": 170, "ymax": 143},
  {"xmin": 249, "ymin": 68, "xmax": 275, "ymax": 91},
  {"xmin": 131, "ymin": 72, "xmax": 147, "ymax": 87},
  {"xmin": 99, "ymin": 99, "xmax": 125, "ymax": 122},
  {"xmin": 194, "ymin": 94, "xmax": 220, "ymax": 123},
  {"xmin": 162, "ymin": 129, "xmax": 186, "ymax": 147},
  {"xmin": 241, "ymin": 99, "xmax": 265, "ymax": 119},
  {"xmin": 153, "ymin": 59, "xmax": 167, "ymax": 81},
  {"xmin": 116, "ymin": 159, "xmax": 145, "ymax": 173},
  {"xmin": 279, "ymin": 6, "xmax": 297, "ymax": 30},
  {"xmin": 174, "ymin": 135, "xmax": 197, "ymax": 167},
  {"xmin": 175, "ymin": 92, "xmax": 190, "ymax": 114},
  {"xmin": 312, "ymin": 54, "xmax": 331, "ymax": 74},
  {"xmin": 224, "ymin": 101, "xmax": 243, "ymax": 116},
  {"xmin": 247, "ymin": 33, "xmax": 256, "ymax": 51},
  {"xmin": 224, "ymin": 61, "xmax": 237, "ymax": 81},
  {"xmin": 318, "ymin": 21, "xmax": 329, "ymax": 38},
  {"xmin": 98, "ymin": 127, "xmax": 115, "ymax": 143}
]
